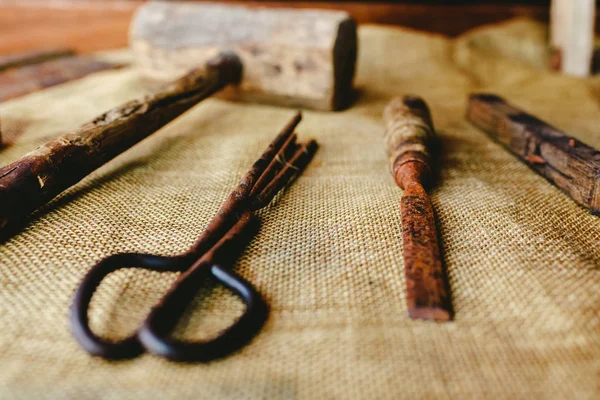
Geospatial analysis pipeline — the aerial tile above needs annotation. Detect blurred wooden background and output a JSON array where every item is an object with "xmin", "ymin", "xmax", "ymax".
[{"xmin": 0, "ymin": 1, "xmax": 597, "ymax": 54}]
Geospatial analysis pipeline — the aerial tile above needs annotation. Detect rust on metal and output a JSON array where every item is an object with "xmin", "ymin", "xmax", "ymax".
[
  {"xmin": 71, "ymin": 113, "xmax": 318, "ymax": 362},
  {"xmin": 383, "ymin": 95, "xmax": 452, "ymax": 321},
  {"xmin": 526, "ymin": 154, "xmax": 547, "ymax": 165},
  {"xmin": 0, "ymin": 55, "xmax": 242, "ymax": 238},
  {"xmin": 186, "ymin": 112, "xmax": 314, "ymax": 257}
]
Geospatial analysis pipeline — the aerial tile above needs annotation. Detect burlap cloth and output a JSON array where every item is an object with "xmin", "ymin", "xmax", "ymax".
[{"xmin": 0, "ymin": 19, "xmax": 598, "ymax": 399}]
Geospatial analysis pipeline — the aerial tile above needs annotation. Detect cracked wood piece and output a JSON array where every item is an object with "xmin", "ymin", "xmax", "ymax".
[
  {"xmin": 0, "ymin": 55, "xmax": 121, "ymax": 103},
  {"xmin": 0, "ymin": 48, "xmax": 74, "ymax": 72},
  {"xmin": 467, "ymin": 93, "xmax": 600, "ymax": 216},
  {"xmin": 384, "ymin": 96, "xmax": 452, "ymax": 322},
  {"xmin": 0, "ymin": 53, "xmax": 243, "ymax": 233},
  {"xmin": 129, "ymin": 1, "xmax": 357, "ymax": 111}
]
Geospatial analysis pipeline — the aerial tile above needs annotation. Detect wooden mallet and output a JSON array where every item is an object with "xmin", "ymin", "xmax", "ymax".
[
  {"xmin": 0, "ymin": 2, "xmax": 357, "ymax": 235},
  {"xmin": 130, "ymin": 1, "xmax": 357, "ymax": 111}
]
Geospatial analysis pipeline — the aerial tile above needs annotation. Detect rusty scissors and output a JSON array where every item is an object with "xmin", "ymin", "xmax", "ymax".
[{"xmin": 71, "ymin": 113, "xmax": 317, "ymax": 362}]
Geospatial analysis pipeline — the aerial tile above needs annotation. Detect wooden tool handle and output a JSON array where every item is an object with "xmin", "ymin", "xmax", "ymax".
[
  {"xmin": 383, "ymin": 95, "xmax": 436, "ymax": 189},
  {"xmin": 0, "ymin": 52, "xmax": 242, "ymax": 233}
]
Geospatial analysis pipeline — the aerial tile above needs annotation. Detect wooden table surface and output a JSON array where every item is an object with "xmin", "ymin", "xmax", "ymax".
[{"xmin": 0, "ymin": 1, "xmax": 560, "ymax": 55}]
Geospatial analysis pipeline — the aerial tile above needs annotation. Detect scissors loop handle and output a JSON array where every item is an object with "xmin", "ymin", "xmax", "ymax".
[
  {"xmin": 70, "ymin": 253, "xmax": 184, "ymax": 359},
  {"xmin": 139, "ymin": 264, "xmax": 268, "ymax": 362},
  {"xmin": 71, "ymin": 214, "xmax": 268, "ymax": 362}
]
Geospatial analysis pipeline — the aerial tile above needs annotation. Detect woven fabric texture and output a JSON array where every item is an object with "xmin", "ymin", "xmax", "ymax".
[{"xmin": 0, "ymin": 19, "xmax": 598, "ymax": 399}]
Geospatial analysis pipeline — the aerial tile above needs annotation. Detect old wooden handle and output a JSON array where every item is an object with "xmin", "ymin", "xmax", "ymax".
[
  {"xmin": 383, "ymin": 95, "xmax": 436, "ymax": 189},
  {"xmin": 0, "ymin": 52, "xmax": 243, "ymax": 233}
]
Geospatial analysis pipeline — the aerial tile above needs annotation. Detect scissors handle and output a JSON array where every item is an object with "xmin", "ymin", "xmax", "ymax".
[
  {"xmin": 139, "ymin": 263, "xmax": 268, "ymax": 362},
  {"xmin": 71, "ymin": 212, "xmax": 268, "ymax": 362}
]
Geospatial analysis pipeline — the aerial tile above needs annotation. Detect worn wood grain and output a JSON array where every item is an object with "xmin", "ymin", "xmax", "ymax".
[
  {"xmin": 130, "ymin": 1, "xmax": 357, "ymax": 110},
  {"xmin": 383, "ymin": 96, "xmax": 451, "ymax": 321},
  {"xmin": 467, "ymin": 93, "xmax": 600, "ymax": 215},
  {"xmin": 0, "ymin": 53, "xmax": 243, "ymax": 233}
]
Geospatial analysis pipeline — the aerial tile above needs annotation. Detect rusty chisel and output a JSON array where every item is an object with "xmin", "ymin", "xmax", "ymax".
[{"xmin": 383, "ymin": 96, "xmax": 452, "ymax": 321}]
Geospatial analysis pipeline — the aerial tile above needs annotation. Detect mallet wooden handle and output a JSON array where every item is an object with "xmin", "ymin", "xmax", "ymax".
[
  {"xmin": 383, "ymin": 96, "xmax": 451, "ymax": 321},
  {"xmin": 0, "ymin": 53, "xmax": 242, "ymax": 233}
]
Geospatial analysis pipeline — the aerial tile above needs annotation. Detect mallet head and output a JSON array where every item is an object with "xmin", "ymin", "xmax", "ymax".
[{"xmin": 130, "ymin": 1, "xmax": 357, "ymax": 111}]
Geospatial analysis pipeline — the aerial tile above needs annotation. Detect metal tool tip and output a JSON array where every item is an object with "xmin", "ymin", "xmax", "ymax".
[{"xmin": 408, "ymin": 306, "xmax": 452, "ymax": 322}]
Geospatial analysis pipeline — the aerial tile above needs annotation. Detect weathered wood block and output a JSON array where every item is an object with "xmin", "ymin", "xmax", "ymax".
[
  {"xmin": 468, "ymin": 94, "xmax": 600, "ymax": 215},
  {"xmin": 129, "ymin": 1, "xmax": 357, "ymax": 111}
]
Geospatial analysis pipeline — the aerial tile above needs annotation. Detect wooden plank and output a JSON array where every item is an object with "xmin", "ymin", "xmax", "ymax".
[
  {"xmin": 467, "ymin": 94, "xmax": 600, "ymax": 215},
  {"xmin": 0, "ymin": 48, "xmax": 74, "ymax": 72},
  {"xmin": 0, "ymin": 56, "xmax": 122, "ymax": 103}
]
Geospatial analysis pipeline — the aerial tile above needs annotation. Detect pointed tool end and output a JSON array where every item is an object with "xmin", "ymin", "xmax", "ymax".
[{"xmin": 408, "ymin": 306, "xmax": 452, "ymax": 322}]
